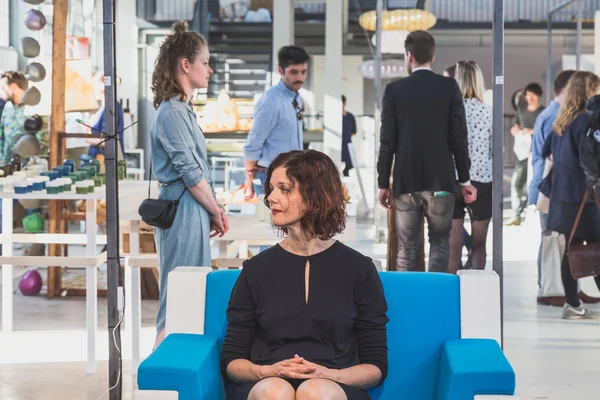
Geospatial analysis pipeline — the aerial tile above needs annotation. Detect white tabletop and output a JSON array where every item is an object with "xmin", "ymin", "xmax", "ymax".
[
  {"xmin": 0, "ymin": 191, "xmax": 106, "ymax": 200},
  {"xmin": 0, "ymin": 180, "xmax": 153, "ymax": 202},
  {"xmin": 220, "ymin": 215, "xmax": 357, "ymax": 241}
]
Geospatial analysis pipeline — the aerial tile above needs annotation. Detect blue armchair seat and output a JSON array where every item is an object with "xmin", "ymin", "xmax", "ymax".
[{"xmin": 136, "ymin": 268, "xmax": 516, "ymax": 400}]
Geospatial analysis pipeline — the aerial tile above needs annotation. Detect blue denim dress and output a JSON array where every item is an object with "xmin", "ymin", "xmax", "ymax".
[{"xmin": 150, "ymin": 97, "xmax": 212, "ymax": 334}]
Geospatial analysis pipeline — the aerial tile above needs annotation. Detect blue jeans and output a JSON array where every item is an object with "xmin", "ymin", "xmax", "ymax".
[
  {"xmin": 254, "ymin": 169, "xmax": 271, "ymax": 253},
  {"xmin": 254, "ymin": 169, "xmax": 267, "ymax": 196}
]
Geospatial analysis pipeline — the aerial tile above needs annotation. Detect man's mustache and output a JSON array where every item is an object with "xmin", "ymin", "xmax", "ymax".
[{"xmin": 294, "ymin": 81, "xmax": 304, "ymax": 85}]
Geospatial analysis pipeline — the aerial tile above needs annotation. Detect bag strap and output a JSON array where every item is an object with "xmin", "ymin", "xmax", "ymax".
[
  {"xmin": 148, "ymin": 159, "xmax": 152, "ymax": 199},
  {"xmin": 569, "ymin": 188, "xmax": 590, "ymax": 246},
  {"xmin": 593, "ymin": 185, "xmax": 600, "ymax": 208},
  {"xmin": 147, "ymin": 159, "xmax": 187, "ymax": 200}
]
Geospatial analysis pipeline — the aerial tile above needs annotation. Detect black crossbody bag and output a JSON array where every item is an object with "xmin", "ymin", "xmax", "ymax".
[{"xmin": 138, "ymin": 162, "xmax": 187, "ymax": 230}]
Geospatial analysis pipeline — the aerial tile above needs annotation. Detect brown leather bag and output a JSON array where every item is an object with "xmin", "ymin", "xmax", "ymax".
[{"xmin": 568, "ymin": 187, "xmax": 600, "ymax": 279}]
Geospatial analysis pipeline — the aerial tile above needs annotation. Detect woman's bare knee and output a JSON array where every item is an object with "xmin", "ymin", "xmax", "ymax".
[
  {"xmin": 248, "ymin": 377, "xmax": 295, "ymax": 400},
  {"xmin": 295, "ymin": 379, "xmax": 347, "ymax": 400}
]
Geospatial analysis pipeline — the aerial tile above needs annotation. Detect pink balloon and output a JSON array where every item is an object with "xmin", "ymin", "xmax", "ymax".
[{"xmin": 19, "ymin": 269, "xmax": 43, "ymax": 296}]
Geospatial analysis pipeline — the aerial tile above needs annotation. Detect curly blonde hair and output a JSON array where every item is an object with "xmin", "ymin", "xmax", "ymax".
[
  {"xmin": 151, "ymin": 21, "xmax": 207, "ymax": 109},
  {"xmin": 553, "ymin": 71, "xmax": 600, "ymax": 135}
]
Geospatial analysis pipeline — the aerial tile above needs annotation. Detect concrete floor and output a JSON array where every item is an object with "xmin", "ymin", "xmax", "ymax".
[{"xmin": 1, "ymin": 215, "xmax": 599, "ymax": 400}]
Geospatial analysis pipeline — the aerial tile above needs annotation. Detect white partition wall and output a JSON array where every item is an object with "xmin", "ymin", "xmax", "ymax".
[
  {"xmin": 322, "ymin": 0, "xmax": 344, "ymax": 164},
  {"xmin": 271, "ymin": 0, "xmax": 294, "ymax": 85}
]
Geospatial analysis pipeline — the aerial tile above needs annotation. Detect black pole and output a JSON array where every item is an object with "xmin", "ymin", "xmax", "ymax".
[
  {"xmin": 102, "ymin": 0, "xmax": 122, "ymax": 398},
  {"xmin": 547, "ymin": 14, "xmax": 552, "ymax": 106},
  {"xmin": 546, "ymin": 1, "xmax": 575, "ymax": 105},
  {"xmin": 492, "ymin": 0, "xmax": 504, "ymax": 348}
]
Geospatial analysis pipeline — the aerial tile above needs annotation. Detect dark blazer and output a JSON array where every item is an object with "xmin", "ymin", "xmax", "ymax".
[
  {"xmin": 540, "ymin": 113, "xmax": 593, "ymax": 204},
  {"xmin": 377, "ymin": 69, "xmax": 470, "ymax": 196}
]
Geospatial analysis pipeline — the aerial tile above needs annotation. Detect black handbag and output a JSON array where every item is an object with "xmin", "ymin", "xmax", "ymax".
[{"xmin": 138, "ymin": 164, "xmax": 187, "ymax": 230}]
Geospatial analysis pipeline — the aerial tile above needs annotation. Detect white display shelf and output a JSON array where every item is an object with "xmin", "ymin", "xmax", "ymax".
[{"xmin": 0, "ymin": 190, "xmax": 106, "ymax": 200}]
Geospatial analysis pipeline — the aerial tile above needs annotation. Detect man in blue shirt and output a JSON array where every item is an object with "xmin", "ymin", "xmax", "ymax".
[
  {"xmin": 529, "ymin": 70, "xmax": 598, "ymax": 306},
  {"xmin": 243, "ymin": 46, "xmax": 309, "ymax": 199},
  {"xmin": 87, "ymin": 72, "xmax": 125, "ymax": 158}
]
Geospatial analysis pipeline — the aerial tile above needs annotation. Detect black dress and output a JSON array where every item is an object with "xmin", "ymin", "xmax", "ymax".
[{"xmin": 221, "ymin": 241, "xmax": 389, "ymax": 400}]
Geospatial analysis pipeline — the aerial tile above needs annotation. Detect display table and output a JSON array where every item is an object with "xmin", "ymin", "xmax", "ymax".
[
  {"xmin": 0, "ymin": 181, "xmax": 149, "ymax": 374},
  {"xmin": 0, "ymin": 180, "xmax": 358, "ymax": 374}
]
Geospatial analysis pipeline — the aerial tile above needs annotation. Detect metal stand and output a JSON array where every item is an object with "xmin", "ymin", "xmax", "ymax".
[
  {"xmin": 373, "ymin": 0, "xmax": 385, "ymax": 241},
  {"xmin": 546, "ymin": 0, "xmax": 581, "ymax": 104},
  {"xmin": 102, "ymin": 0, "xmax": 123, "ymax": 397},
  {"xmin": 492, "ymin": 0, "xmax": 505, "ymax": 348}
]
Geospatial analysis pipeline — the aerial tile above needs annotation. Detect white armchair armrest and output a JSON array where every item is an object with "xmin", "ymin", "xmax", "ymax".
[
  {"xmin": 458, "ymin": 270, "xmax": 502, "ymax": 347},
  {"xmin": 165, "ymin": 266, "xmax": 212, "ymax": 336}
]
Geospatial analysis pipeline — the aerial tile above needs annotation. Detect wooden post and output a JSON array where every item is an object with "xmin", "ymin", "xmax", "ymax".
[{"xmin": 48, "ymin": 0, "xmax": 68, "ymax": 298}]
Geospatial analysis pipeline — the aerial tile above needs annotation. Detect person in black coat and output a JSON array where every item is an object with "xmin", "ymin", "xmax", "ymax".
[
  {"xmin": 222, "ymin": 150, "xmax": 388, "ymax": 400},
  {"xmin": 377, "ymin": 30, "xmax": 477, "ymax": 272},
  {"xmin": 539, "ymin": 71, "xmax": 600, "ymax": 319}
]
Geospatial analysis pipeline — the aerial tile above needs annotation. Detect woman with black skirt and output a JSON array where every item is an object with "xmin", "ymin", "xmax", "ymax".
[{"xmin": 540, "ymin": 71, "xmax": 600, "ymax": 319}]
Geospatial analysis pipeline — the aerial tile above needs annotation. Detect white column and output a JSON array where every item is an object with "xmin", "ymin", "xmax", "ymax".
[
  {"xmin": 92, "ymin": 0, "xmax": 139, "ymax": 143},
  {"xmin": 116, "ymin": 0, "xmax": 139, "ymax": 148},
  {"xmin": 271, "ymin": 0, "xmax": 294, "ymax": 85},
  {"xmin": 595, "ymin": 11, "xmax": 600, "ymax": 75},
  {"xmin": 323, "ymin": 0, "xmax": 343, "ymax": 164}
]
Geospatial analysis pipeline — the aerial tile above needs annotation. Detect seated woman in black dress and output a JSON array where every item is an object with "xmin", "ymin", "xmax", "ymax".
[{"xmin": 221, "ymin": 150, "xmax": 388, "ymax": 400}]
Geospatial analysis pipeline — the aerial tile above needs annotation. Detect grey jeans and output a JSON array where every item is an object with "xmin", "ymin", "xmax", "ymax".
[
  {"xmin": 394, "ymin": 192, "xmax": 454, "ymax": 273},
  {"xmin": 511, "ymin": 158, "xmax": 529, "ymax": 220}
]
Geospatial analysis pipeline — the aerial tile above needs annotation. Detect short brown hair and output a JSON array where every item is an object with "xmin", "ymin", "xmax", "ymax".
[
  {"xmin": 405, "ymin": 30, "xmax": 435, "ymax": 65},
  {"xmin": 1, "ymin": 71, "xmax": 28, "ymax": 91},
  {"xmin": 264, "ymin": 150, "xmax": 346, "ymax": 241},
  {"xmin": 151, "ymin": 21, "xmax": 207, "ymax": 109},
  {"xmin": 554, "ymin": 70, "xmax": 576, "ymax": 96},
  {"xmin": 444, "ymin": 64, "xmax": 456, "ymax": 79}
]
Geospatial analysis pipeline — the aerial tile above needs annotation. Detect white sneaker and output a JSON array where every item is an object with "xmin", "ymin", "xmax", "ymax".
[{"xmin": 562, "ymin": 304, "xmax": 600, "ymax": 320}]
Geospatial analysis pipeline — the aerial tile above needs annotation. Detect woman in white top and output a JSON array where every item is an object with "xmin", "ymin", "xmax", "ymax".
[{"xmin": 449, "ymin": 61, "xmax": 493, "ymax": 273}]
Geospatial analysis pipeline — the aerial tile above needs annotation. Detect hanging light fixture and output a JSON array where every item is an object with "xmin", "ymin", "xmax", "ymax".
[
  {"xmin": 359, "ymin": 9, "xmax": 436, "ymax": 32},
  {"xmin": 21, "ymin": 37, "xmax": 41, "ymax": 58},
  {"xmin": 25, "ymin": 62, "xmax": 47, "ymax": 82},
  {"xmin": 24, "ymin": 9, "xmax": 47, "ymax": 31},
  {"xmin": 358, "ymin": 59, "xmax": 406, "ymax": 80}
]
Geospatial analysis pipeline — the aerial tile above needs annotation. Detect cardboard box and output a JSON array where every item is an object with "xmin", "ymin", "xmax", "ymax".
[
  {"xmin": 122, "ymin": 231, "xmax": 156, "ymax": 254},
  {"xmin": 120, "ymin": 220, "xmax": 153, "ymax": 234},
  {"xmin": 250, "ymin": 0, "xmax": 273, "ymax": 13}
]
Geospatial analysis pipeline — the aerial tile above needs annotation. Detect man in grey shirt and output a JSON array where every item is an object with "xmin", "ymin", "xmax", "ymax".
[{"xmin": 507, "ymin": 82, "xmax": 545, "ymax": 225}]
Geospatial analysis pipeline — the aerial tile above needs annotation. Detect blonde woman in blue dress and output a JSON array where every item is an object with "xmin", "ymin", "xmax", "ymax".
[{"xmin": 150, "ymin": 21, "xmax": 229, "ymax": 347}]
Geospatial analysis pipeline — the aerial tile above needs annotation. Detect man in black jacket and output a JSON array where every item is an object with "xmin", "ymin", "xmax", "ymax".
[{"xmin": 377, "ymin": 30, "xmax": 477, "ymax": 273}]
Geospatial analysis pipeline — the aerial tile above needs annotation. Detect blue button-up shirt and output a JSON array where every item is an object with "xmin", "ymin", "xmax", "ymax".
[
  {"xmin": 243, "ymin": 81, "xmax": 303, "ymax": 167},
  {"xmin": 529, "ymin": 100, "xmax": 560, "ymax": 205}
]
